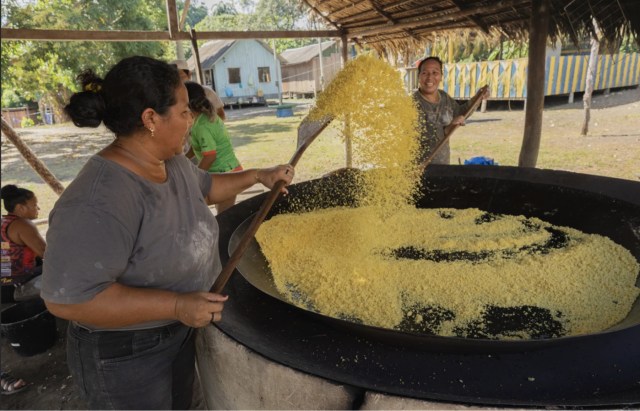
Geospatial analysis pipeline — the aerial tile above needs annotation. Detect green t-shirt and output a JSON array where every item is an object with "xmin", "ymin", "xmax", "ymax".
[{"xmin": 190, "ymin": 114, "xmax": 241, "ymax": 173}]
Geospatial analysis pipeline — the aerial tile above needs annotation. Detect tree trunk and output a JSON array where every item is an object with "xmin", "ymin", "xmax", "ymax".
[
  {"xmin": 581, "ymin": 36, "xmax": 599, "ymax": 136},
  {"xmin": 518, "ymin": 0, "xmax": 550, "ymax": 168},
  {"xmin": 1, "ymin": 116, "xmax": 65, "ymax": 195}
]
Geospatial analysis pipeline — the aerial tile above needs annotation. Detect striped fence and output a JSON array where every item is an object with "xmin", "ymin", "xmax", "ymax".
[{"xmin": 403, "ymin": 52, "xmax": 640, "ymax": 100}]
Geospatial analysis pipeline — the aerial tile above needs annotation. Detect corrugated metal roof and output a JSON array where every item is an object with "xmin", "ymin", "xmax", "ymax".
[
  {"xmin": 281, "ymin": 41, "xmax": 337, "ymax": 65},
  {"xmin": 187, "ymin": 40, "xmax": 235, "ymax": 70},
  {"xmin": 188, "ymin": 39, "xmax": 284, "ymax": 69}
]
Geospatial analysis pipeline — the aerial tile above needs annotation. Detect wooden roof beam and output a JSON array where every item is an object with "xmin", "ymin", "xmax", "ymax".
[
  {"xmin": 301, "ymin": 0, "xmax": 345, "ymax": 30},
  {"xmin": 340, "ymin": 3, "xmax": 457, "ymax": 26},
  {"xmin": 165, "ymin": 0, "xmax": 179, "ymax": 39},
  {"xmin": 0, "ymin": 28, "xmax": 341, "ymax": 42},
  {"xmin": 348, "ymin": 0, "xmax": 529, "ymax": 38},
  {"xmin": 448, "ymin": 0, "xmax": 490, "ymax": 34},
  {"xmin": 366, "ymin": 0, "xmax": 422, "ymax": 42},
  {"xmin": 330, "ymin": 0, "xmax": 448, "ymax": 23}
]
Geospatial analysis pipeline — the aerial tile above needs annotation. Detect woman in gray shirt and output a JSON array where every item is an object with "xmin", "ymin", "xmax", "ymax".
[
  {"xmin": 412, "ymin": 56, "xmax": 487, "ymax": 165},
  {"xmin": 41, "ymin": 56, "xmax": 294, "ymax": 409}
]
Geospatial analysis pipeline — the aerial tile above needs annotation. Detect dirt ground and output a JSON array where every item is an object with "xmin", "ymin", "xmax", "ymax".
[{"xmin": 0, "ymin": 88, "xmax": 638, "ymax": 410}]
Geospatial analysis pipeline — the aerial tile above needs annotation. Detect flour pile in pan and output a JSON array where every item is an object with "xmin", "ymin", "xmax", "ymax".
[
  {"xmin": 256, "ymin": 55, "xmax": 639, "ymax": 340},
  {"xmin": 256, "ymin": 206, "xmax": 640, "ymax": 339}
]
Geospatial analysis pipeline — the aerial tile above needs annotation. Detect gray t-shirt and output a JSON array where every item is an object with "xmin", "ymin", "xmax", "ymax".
[
  {"xmin": 412, "ymin": 89, "xmax": 471, "ymax": 165},
  {"xmin": 41, "ymin": 154, "xmax": 220, "ymax": 330}
]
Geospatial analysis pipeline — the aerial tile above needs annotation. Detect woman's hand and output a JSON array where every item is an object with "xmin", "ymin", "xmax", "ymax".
[
  {"xmin": 451, "ymin": 115, "xmax": 466, "ymax": 126},
  {"xmin": 174, "ymin": 292, "xmax": 228, "ymax": 328},
  {"xmin": 256, "ymin": 164, "xmax": 295, "ymax": 194}
]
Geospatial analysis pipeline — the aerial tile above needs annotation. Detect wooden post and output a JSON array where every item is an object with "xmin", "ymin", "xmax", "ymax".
[
  {"xmin": 518, "ymin": 0, "xmax": 550, "ymax": 168},
  {"xmin": 581, "ymin": 35, "xmax": 599, "ymax": 136},
  {"xmin": 1, "ymin": 117, "xmax": 64, "ymax": 195},
  {"xmin": 190, "ymin": 29, "xmax": 204, "ymax": 84}
]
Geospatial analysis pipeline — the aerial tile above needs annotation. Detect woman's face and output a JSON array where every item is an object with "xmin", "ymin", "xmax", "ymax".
[
  {"xmin": 419, "ymin": 59, "xmax": 443, "ymax": 95},
  {"xmin": 154, "ymin": 84, "xmax": 193, "ymax": 157},
  {"xmin": 18, "ymin": 196, "xmax": 40, "ymax": 220}
]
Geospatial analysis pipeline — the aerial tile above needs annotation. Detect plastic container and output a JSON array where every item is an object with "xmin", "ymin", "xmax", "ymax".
[
  {"xmin": 1, "ymin": 298, "xmax": 57, "ymax": 356},
  {"xmin": 275, "ymin": 105, "xmax": 294, "ymax": 118}
]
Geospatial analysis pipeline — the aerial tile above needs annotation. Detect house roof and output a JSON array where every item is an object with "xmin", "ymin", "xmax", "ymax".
[
  {"xmin": 187, "ymin": 39, "xmax": 284, "ymax": 70},
  {"xmin": 303, "ymin": 0, "xmax": 640, "ymax": 54},
  {"xmin": 187, "ymin": 40, "xmax": 235, "ymax": 70},
  {"xmin": 281, "ymin": 41, "xmax": 337, "ymax": 65}
]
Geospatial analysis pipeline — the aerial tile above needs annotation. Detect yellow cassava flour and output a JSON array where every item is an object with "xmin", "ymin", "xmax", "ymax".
[
  {"xmin": 256, "ymin": 206, "xmax": 639, "ymax": 339},
  {"xmin": 255, "ymin": 55, "xmax": 639, "ymax": 339}
]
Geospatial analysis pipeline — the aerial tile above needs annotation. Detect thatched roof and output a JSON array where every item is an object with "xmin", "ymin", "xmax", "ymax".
[{"xmin": 304, "ymin": 0, "xmax": 640, "ymax": 54}]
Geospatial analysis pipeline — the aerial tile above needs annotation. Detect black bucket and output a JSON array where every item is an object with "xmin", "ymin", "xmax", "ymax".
[{"xmin": 1, "ymin": 298, "xmax": 57, "ymax": 356}]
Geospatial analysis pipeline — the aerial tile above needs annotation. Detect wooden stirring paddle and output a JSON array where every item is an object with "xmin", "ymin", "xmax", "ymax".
[
  {"xmin": 210, "ymin": 114, "xmax": 332, "ymax": 294},
  {"xmin": 419, "ymin": 85, "xmax": 489, "ymax": 173}
]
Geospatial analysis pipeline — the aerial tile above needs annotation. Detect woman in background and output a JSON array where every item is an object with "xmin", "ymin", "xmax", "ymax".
[
  {"xmin": 1, "ymin": 184, "xmax": 46, "ymax": 301},
  {"xmin": 185, "ymin": 81, "xmax": 243, "ymax": 214},
  {"xmin": 413, "ymin": 56, "xmax": 488, "ymax": 164}
]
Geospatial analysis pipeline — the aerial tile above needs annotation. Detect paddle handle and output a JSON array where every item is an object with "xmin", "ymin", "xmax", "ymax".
[
  {"xmin": 419, "ymin": 85, "xmax": 488, "ymax": 173},
  {"xmin": 210, "ymin": 117, "xmax": 331, "ymax": 294},
  {"xmin": 211, "ymin": 179, "xmax": 286, "ymax": 294}
]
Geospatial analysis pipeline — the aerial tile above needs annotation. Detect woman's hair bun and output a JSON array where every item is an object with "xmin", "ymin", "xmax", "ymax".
[
  {"xmin": 64, "ymin": 69, "xmax": 106, "ymax": 128},
  {"xmin": 0, "ymin": 184, "xmax": 18, "ymax": 199}
]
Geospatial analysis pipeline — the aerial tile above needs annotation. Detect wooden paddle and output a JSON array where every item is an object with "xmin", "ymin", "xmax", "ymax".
[
  {"xmin": 418, "ymin": 85, "xmax": 489, "ymax": 173},
  {"xmin": 210, "ymin": 115, "xmax": 332, "ymax": 294}
]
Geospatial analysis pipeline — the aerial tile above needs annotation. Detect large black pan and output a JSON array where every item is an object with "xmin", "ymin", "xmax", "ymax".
[{"xmin": 228, "ymin": 165, "xmax": 640, "ymax": 352}]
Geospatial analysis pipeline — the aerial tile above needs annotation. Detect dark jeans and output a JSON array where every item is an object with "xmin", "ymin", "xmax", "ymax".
[{"xmin": 66, "ymin": 321, "xmax": 195, "ymax": 410}]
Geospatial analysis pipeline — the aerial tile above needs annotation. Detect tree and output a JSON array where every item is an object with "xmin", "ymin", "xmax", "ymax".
[{"xmin": 1, "ymin": 0, "xmax": 172, "ymax": 123}]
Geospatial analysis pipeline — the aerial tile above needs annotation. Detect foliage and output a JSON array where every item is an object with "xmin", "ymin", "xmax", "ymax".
[
  {"xmin": 2, "ymin": 0, "xmax": 172, "ymax": 121},
  {"xmin": 1, "ymin": 88, "xmax": 32, "ymax": 108},
  {"xmin": 20, "ymin": 117, "xmax": 35, "ymax": 128},
  {"xmin": 192, "ymin": 0, "xmax": 316, "ymax": 53},
  {"xmin": 178, "ymin": 0, "xmax": 209, "ymax": 29}
]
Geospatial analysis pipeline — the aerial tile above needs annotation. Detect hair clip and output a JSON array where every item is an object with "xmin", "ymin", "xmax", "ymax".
[{"xmin": 84, "ymin": 83, "xmax": 102, "ymax": 93}]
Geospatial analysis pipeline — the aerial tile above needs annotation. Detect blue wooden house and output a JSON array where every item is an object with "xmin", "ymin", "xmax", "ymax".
[{"xmin": 187, "ymin": 40, "xmax": 284, "ymax": 106}]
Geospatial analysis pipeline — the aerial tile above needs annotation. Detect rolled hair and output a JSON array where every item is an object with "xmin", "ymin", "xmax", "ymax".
[
  {"xmin": 1, "ymin": 184, "xmax": 34, "ymax": 213},
  {"xmin": 185, "ymin": 81, "xmax": 215, "ymax": 121},
  {"xmin": 64, "ymin": 56, "xmax": 181, "ymax": 136},
  {"xmin": 418, "ymin": 56, "xmax": 443, "ymax": 74}
]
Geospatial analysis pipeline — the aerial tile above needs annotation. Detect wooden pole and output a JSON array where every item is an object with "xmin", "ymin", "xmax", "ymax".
[
  {"xmin": 1, "ymin": 117, "xmax": 64, "ymax": 195},
  {"xmin": 518, "ymin": 0, "xmax": 550, "ymax": 168},
  {"xmin": 190, "ymin": 29, "xmax": 204, "ymax": 84},
  {"xmin": 581, "ymin": 35, "xmax": 599, "ymax": 136},
  {"xmin": 175, "ymin": 0, "xmax": 190, "ymax": 60}
]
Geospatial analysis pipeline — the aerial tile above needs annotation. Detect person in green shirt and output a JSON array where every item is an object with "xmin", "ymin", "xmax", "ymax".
[{"xmin": 185, "ymin": 81, "xmax": 243, "ymax": 213}]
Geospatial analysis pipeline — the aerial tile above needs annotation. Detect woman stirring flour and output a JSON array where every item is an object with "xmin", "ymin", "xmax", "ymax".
[
  {"xmin": 40, "ymin": 56, "xmax": 294, "ymax": 409},
  {"xmin": 413, "ymin": 56, "xmax": 489, "ymax": 164}
]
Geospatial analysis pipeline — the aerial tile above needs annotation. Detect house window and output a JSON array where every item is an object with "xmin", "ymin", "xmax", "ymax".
[
  {"xmin": 204, "ymin": 70, "xmax": 213, "ymax": 86},
  {"xmin": 258, "ymin": 67, "xmax": 271, "ymax": 83},
  {"xmin": 228, "ymin": 68, "xmax": 241, "ymax": 84}
]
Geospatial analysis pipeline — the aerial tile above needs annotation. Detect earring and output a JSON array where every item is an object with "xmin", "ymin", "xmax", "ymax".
[{"xmin": 146, "ymin": 127, "xmax": 155, "ymax": 138}]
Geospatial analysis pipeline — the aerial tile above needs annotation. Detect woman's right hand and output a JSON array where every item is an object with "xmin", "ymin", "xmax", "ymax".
[{"xmin": 174, "ymin": 292, "xmax": 229, "ymax": 328}]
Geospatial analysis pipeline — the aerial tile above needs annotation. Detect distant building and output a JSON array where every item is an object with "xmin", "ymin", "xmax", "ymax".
[
  {"xmin": 280, "ymin": 41, "xmax": 343, "ymax": 98},
  {"xmin": 187, "ymin": 40, "xmax": 284, "ymax": 106}
]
